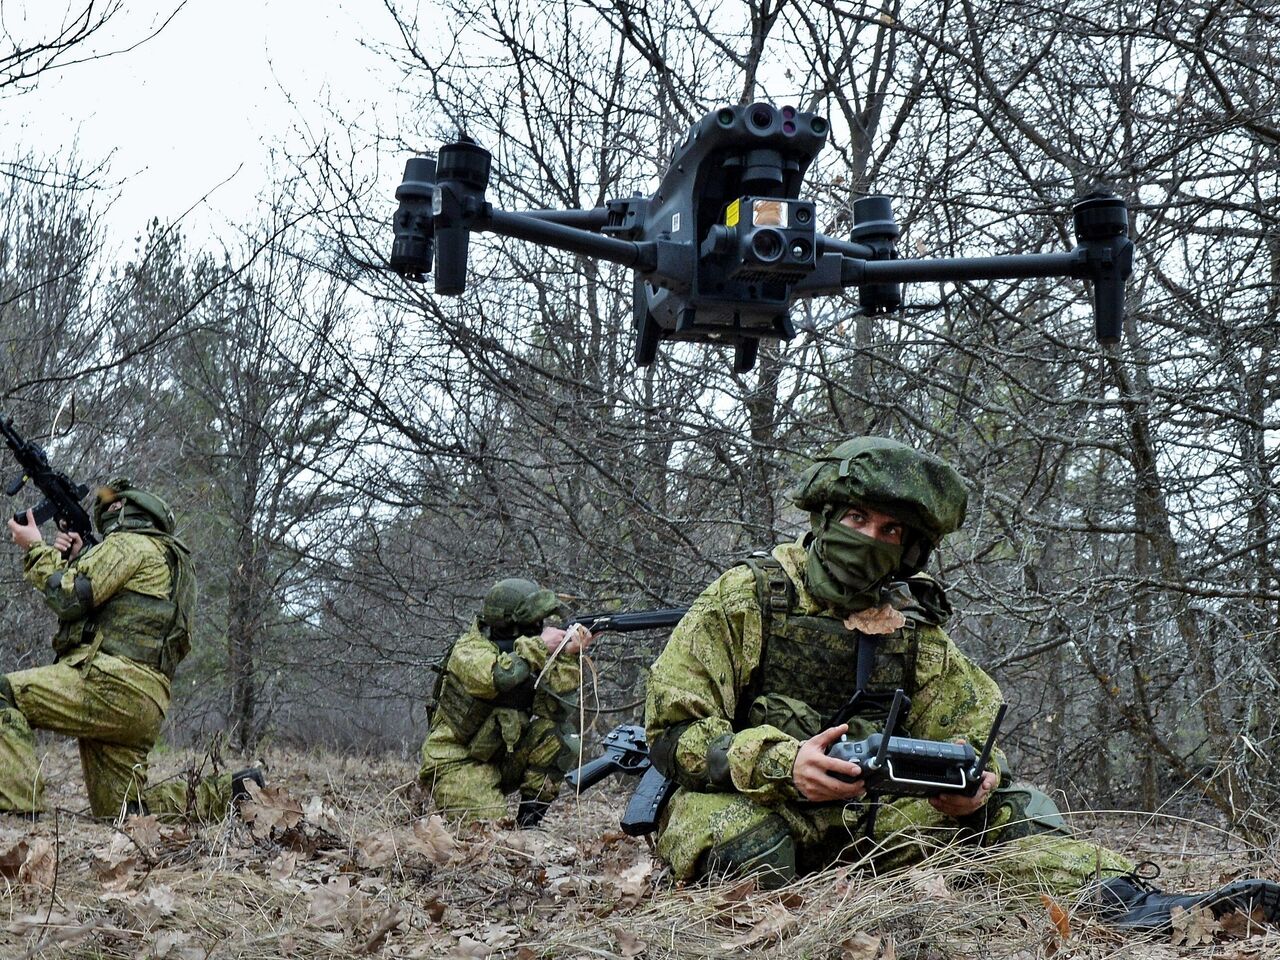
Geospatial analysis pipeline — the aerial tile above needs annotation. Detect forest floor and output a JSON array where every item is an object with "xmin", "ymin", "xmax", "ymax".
[{"xmin": 2, "ymin": 743, "xmax": 1278, "ymax": 959}]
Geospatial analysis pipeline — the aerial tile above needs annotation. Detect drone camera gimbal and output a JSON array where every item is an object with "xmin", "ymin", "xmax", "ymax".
[{"xmin": 390, "ymin": 103, "xmax": 1133, "ymax": 372}]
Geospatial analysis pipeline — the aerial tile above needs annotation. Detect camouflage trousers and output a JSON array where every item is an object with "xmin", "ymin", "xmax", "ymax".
[
  {"xmin": 419, "ymin": 715, "xmax": 570, "ymax": 822},
  {"xmin": 0, "ymin": 652, "xmax": 233, "ymax": 820},
  {"xmin": 657, "ymin": 783, "xmax": 1135, "ymax": 897}
]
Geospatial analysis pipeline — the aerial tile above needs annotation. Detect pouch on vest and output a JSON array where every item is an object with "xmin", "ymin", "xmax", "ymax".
[
  {"xmin": 436, "ymin": 672, "xmax": 494, "ymax": 743},
  {"xmin": 745, "ymin": 693, "xmax": 823, "ymax": 742},
  {"xmin": 467, "ymin": 714, "xmax": 504, "ymax": 762}
]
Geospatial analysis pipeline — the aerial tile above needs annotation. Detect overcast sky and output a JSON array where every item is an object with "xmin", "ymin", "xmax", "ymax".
[{"xmin": 3, "ymin": 0, "xmax": 401, "ymax": 248}]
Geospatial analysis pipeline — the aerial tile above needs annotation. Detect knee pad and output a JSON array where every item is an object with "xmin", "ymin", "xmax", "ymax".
[
  {"xmin": 703, "ymin": 813, "xmax": 797, "ymax": 889},
  {"xmin": 989, "ymin": 785, "xmax": 1071, "ymax": 841},
  {"xmin": 0, "ymin": 676, "xmax": 15, "ymax": 711}
]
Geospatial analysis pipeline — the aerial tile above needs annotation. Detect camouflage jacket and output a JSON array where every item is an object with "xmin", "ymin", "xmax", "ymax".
[
  {"xmin": 428, "ymin": 621, "xmax": 583, "ymax": 759},
  {"xmin": 644, "ymin": 540, "xmax": 1007, "ymax": 805},
  {"xmin": 24, "ymin": 533, "xmax": 177, "ymax": 663}
]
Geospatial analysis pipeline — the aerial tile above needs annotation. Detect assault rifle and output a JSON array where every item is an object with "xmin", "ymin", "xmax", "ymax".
[
  {"xmin": 827, "ymin": 689, "xmax": 1008, "ymax": 798},
  {"xmin": 563, "ymin": 607, "xmax": 688, "ymax": 634},
  {"xmin": 566, "ymin": 723, "xmax": 678, "ymax": 837},
  {"xmin": 0, "ymin": 414, "xmax": 97, "ymax": 554}
]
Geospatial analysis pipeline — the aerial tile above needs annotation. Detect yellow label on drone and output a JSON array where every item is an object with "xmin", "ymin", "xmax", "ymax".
[{"xmin": 725, "ymin": 199, "xmax": 741, "ymax": 227}]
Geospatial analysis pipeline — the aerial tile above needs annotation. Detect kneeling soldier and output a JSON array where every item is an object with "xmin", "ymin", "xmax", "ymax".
[
  {"xmin": 645, "ymin": 437, "xmax": 1280, "ymax": 933},
  {"xmin": 1, "ymin": 478, "xmax": 257, "ymax": 821},
  {"xmin": 419, "ymin": 578, "xmax": 593, "ymax": 827}
]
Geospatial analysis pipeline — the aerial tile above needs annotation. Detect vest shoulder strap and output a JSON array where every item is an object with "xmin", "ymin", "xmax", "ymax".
[{"xmin": 738, "ymin": 553, "xmax": 795, "ymax": 727}]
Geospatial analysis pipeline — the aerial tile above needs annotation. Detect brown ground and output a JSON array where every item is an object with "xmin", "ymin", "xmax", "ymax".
[{"xmin": 2, "ymin": 742, "xmax": 1277, "ymax": 959}]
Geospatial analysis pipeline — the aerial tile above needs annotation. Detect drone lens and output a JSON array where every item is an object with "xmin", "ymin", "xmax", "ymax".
[
  {"xmin": 750, "ymin": 107, "xmax": 774, "ymax": 129},
  {"xmin": 795, "ymin": 207, "xmax": 812, "ymax": 224},
  {"xmin": 717, "ymin": 108, "xmax": 735, "ymax": 126},
  {"xmin": 810, "ymin": 117, "xmax": 828, "ymax": 134},
  {"xmin": 782, "ymin": 105, "xmax": 796, "ymax": 119},
  {"xmin": 783, "ymin": 121, "xmax": 796, "ymax": 135},
  {"xmin": 750, "ymin": 229, "xmax": 784, "ymax": 263},
  {"xmin": 790, "ymin": 239, "xmax": 812, "ymax": 261}
]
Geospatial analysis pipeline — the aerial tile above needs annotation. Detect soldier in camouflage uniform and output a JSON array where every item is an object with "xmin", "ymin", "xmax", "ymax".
[
  {"xmin": 644, "ymin": 438, "xmax": 1280, "ymax": 931},
  {"xmin": 0, "ymin": 478, "xmax": 254, "ymax": 821},
  {"xmin": 419, "ymin": 577, "xmax": 593, "ymax": 827}
]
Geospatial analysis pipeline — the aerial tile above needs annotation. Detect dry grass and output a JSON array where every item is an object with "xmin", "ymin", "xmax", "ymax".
[{"xmin": 2, "ymin": 742, "xmax": 1278, "ymax": 959}]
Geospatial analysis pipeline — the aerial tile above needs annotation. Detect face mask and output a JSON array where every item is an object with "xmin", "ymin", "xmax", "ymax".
[
  {"xmin": 805, "ymin": 520, "xmax": 903, "ymax": 612},
  {"xmin": 97, "ymin": 505, "xmax": 120, "ymax": 537}
]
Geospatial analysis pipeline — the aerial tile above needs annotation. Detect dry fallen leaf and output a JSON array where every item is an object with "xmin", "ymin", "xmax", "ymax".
[
  {"xmin": 240, "ymin": 781, "xmax": 304, "ymax": 839},
  {"xmin": 422, "ymin": 894, "xmax": 448, "ymax": 923},
  {"xmin": 840, "ymin": 931, "xmax": 882, "ymax": 960},
  {"xmin": 1040, "ymin": 893, "xmax": 1071, "ymax": 938},
  {"xmin": 359, "ymin": 904, "xmax": 405, "ymax": 955},
  {"xmin": 612, "ymin": 924, "xmax": 646, "ymax": 958},
  {"xmin": 269, "ymin": 850, "xmax": 299, "ymax": 881},
  {"xmin": 307, "ymin": 876, "xmax": 381, "ymax": 933},
  {"xmin": 844, "ymin": 604, "xmax": 907, "ymax": 635},
  {"xmin": 357, "ymin": 831, "xmax": 399, "ymax": 869},
  {"xmin": 0, "ymin": 837, "xmax": 31, "ymax": 879},
  {"xmin": 718, "ymin": 876, "xmax": 758, "ymax": 903},
  {"xmin": 17, "ymin": 837, "xmax": 55, "ymax": 889},
  {"xmin": 480, "ymin": 922, "xmax": 520, "ymax": 947},
  {"xmin": 907, "ymin": 870, "xmax": 951, "ymax": 901},
  {"xmin": 1171, "ymin": 904, "xmax": 1221, "ymax": 946},
  {"xmin": 92, "ymin": 851, "xmax": 140, "ymax": 892},
  {"xmin": 122, "ymin": 814, "xmax": 162, "ymax": 851},
  {"xmin": 309, "ymin": 876, "xmax": 357, "ymax": 929},
  {"xmin": 607, "ymin": 859, "xmax": 653, "ymax": 908},
  {"xmin": 409, "ymin": 816, "xmax": 462, "ymax": 864},
  {"xmin": 6, "ymin": 910, "xmax": 95, "ymax": 947},
  {"xmin": 721, "ymin": 902, "xmax": 798, "ymax": 949},
  {"xmin": 148, "ymin": 929, "xmax": 204, "ymax": 960},
  {"xmin": 111, "ymin": 883, "xmax": 179, "ymax": 928},
  {"xmin": 303, "ymin": 795, "xmax": 341, "ymax": 830},
  {"xmin": 450, "ymin": 935, "xmax": 492, "ymax": 958},
  {"xmin": 0, "ymin": 837, "xmax": 57, "ymax": 888},
  {"xmin": 1218, "ymin": 905, "xmax": 1271, "ymax": 939}
]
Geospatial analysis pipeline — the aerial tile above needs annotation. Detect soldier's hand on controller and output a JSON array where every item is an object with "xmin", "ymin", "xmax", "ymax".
[
  {"xmin": 794, "ymin": 723, "xmax": 868, "ymax": 802},
  {"xmin": 930, "ymin": 770, "xmax": 996, "ymax": 817},
  {"xmin": 53, "ymin": 530, "xmax": 84, "ymax": 560},
  {"xmin": 7, "ymin": 509, "xmax": 42, "ymax": 550}
]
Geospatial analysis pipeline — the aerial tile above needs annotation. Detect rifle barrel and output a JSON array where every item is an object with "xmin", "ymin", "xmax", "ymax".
[{"xmin": 567, "ymin": 607, "xmax": 689, "ymax": 633}]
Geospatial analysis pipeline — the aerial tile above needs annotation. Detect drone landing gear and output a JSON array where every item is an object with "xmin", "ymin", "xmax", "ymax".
[
  {"xmin": 634, "ymin": 309, "xmax": 661, "ymax": 367},
  {"xmin": 733, "ymin": 337, "xmax": 759, "ymax": 373}
]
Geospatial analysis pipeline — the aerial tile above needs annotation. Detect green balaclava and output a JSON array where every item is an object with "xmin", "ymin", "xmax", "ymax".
[
  {"xmin": 791, "ymin": 437, "xmax": 968, "ymax": 612},
  {"xmin": 805, "ymin": 513, "xmax": 904, "ymax": 611}
]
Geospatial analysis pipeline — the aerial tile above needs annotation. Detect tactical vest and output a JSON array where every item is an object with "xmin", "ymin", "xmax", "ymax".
[
  {"xmin": 737, "ymin": 555, "xmax": 928, "ymax": 739},
  {"xmin": 55, "ymin": 534, "xmax": 194, "ymax": 680},
  {"xmin": 429, "ymin": 630, "xmax": 536, "ymax": 743}
]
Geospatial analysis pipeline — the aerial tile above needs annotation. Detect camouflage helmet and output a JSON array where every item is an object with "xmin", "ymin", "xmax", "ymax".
[
  {"xmin": 791, "ymin": 437, "xmax": 967, "ymax": 572},
  {"xmin": 94, "ymin": 477, "xmax": 176, "ymax": 535},
  {"xmin": 480, "ymin": 577, "xmax": 562, "ymax": 633}
]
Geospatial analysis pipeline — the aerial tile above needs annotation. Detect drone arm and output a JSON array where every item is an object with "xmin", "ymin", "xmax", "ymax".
[
  {"xmin": 852, "ymin": 249, "xmax": 1085, "ymax": 284},
  {"xmin": 795, "ymin": 237, "xmax": 1129, "ymax": 344},
  {"xmin": 482, "ymin": 208, "xmax": 657, "ymax": 271},
  {"xmin": 522, "ymin": 207, "xmax": 612, "ymax": 229}
]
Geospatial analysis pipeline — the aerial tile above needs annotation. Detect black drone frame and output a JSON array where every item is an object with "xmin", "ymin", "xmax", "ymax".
[{"xmin": 390, "ymin": 102, "xmax": 1134, "ymax": 373}]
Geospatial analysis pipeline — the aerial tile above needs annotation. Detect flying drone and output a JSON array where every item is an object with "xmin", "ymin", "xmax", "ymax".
[{"xmin": 390, "ymin": 102, "xmax": 1133, "ymax": 372}]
